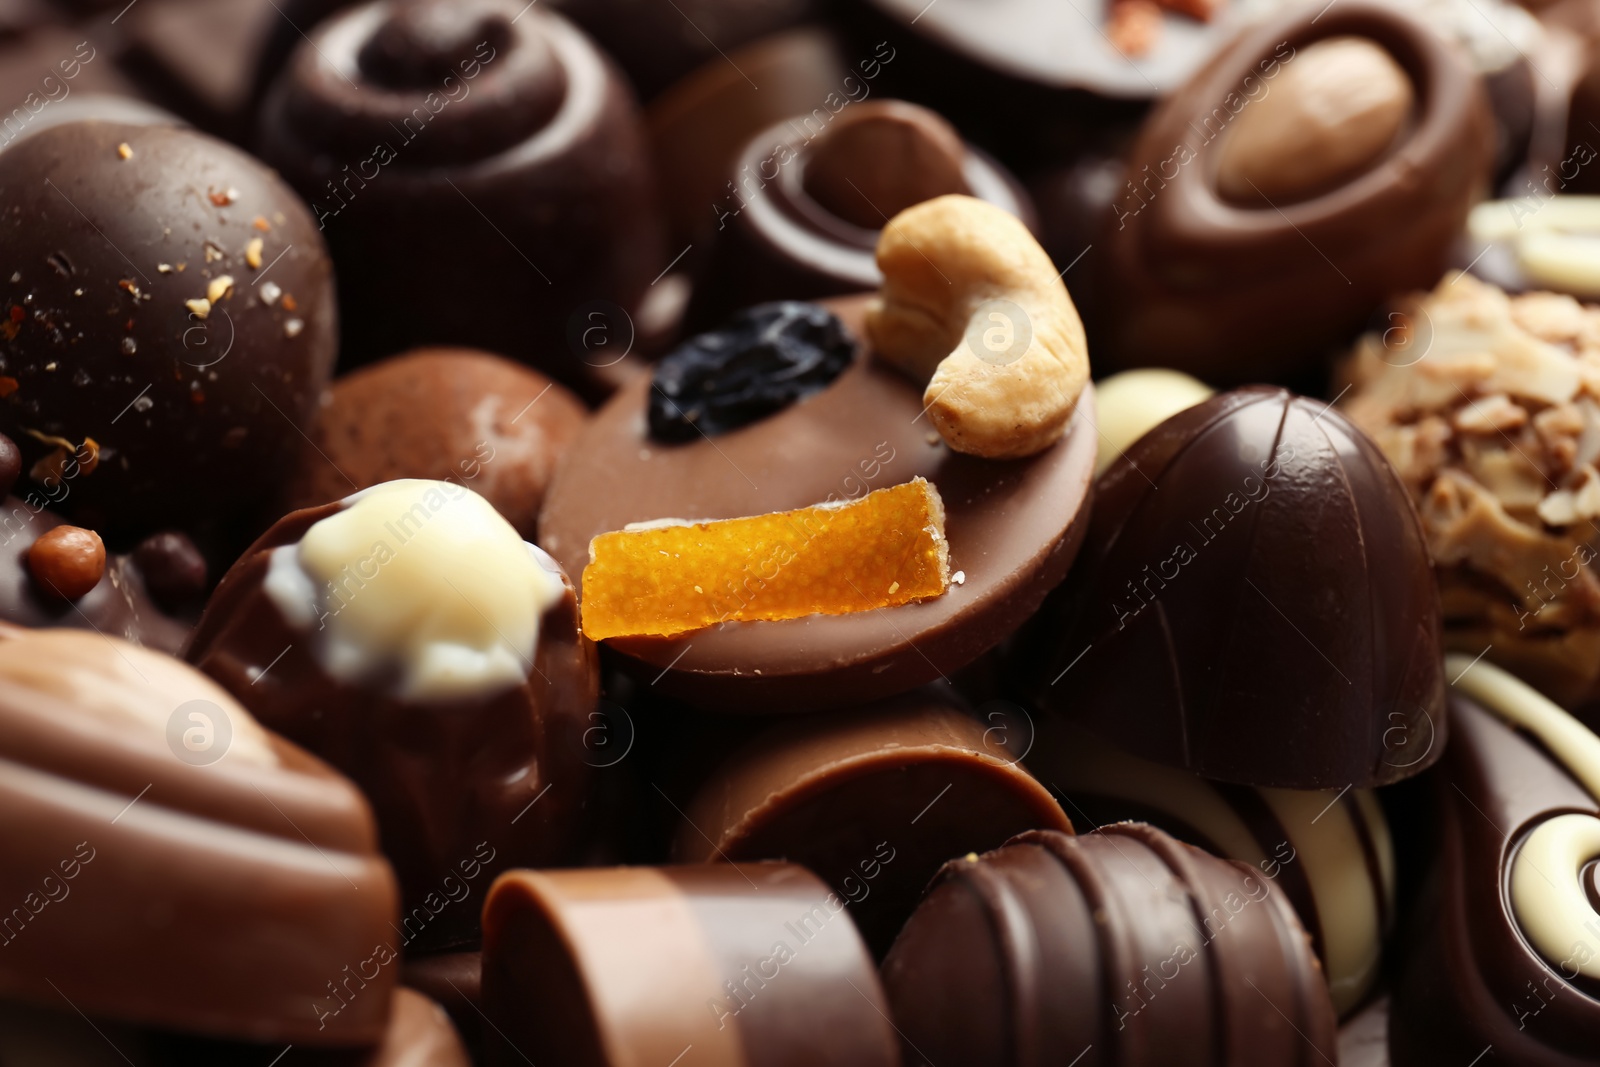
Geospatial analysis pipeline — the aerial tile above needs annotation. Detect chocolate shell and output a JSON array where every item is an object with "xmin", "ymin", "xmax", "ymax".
[
  {"xmin": 1024, "ymin": 387, "xmax": 1446, "ymax": 789},
  {"xmin": 0, "ymin": 119, "xmax": 336, "ymax": 545},
  {"xmin": 880, "ymin": 824, "xmax": 1338, "ymax": 1067},
  {"xmin": 1096, "ymin": 2, "xmax": 1494, "ymax": 383},
  {"xmin": 538, "ymin": 295, "xmax": 1098, "ymax": 712},
  {"xmin": 481, "ymin": 863, "xmax": 899, "ymax": 1066},
  {"xmin": 0, "ymin": 627, "xmax": 401, "ymax": 1045}
]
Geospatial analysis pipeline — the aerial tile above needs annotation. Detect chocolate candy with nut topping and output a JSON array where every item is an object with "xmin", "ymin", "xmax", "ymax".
[
  {"xmin": 880, "ymin": 824, "xmax": 1338, "ymax": 1067},
  {"xmin": 1022, "ymin": 387, "xmax": 1446, "ymax": 789},
  {"xmin": 0, "ymin": 626, "xmax": 401, "ymax": 1045},
  {"xmin": 481, "ymin": 862, "xmax": 898, "ymax": 1067},
  {"xmin": 188, "ymin": 479, "xmax": 600, "ymax": 952},
  {"xmin": 0, "ymin": 120, "xmax": 336, "ymax": 547}
]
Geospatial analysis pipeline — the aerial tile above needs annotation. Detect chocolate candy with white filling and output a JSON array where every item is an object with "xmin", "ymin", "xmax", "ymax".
[
  {"xmin": 481, "ymin": 863, "xmax": 899, "ymax": 1067},
  {"xmin": 187, "ymin": 480, "xmax": 600, "ymax": 952},
  {"xmin": 880, "ymin": 824, "xmax": 1338, "ymax": 1067},
  {"xmin": 1023, "ymin": 387, "xmax": 1446, "ymax": 789},
  {"xmin": 0, "ymin": 626, "xmax": 401, "ymax": 1045},
  {"xmin": 0, "ymin": 120, "xmax": 336, "ymax": 545}
]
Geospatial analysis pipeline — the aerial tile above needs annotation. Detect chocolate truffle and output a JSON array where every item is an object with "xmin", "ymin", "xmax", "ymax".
[
  {"xmin": 1024, "ymin": 387, "xmax": 1446, "ymax": 789},
  {"xmin": 1096, "ymin": 2, "xmax": 1494, "ymax": 383},
  {"xmin": 880, "ymin": 824, "xmax": 1338, "ymax": 1067},
  {"xmin": 282, "ymin": 348, "xmax": 588, "ymax": 540},
  {"xmin": 0, "ymin": 626, "xmax": 401, "ymax": 1045},
  {"xmin": 1390, "ymin": 657, "xmax": 1600, "ymax": 1064},
  {"xmin": 481, "ymin": 863, "xmax": 899, "ymax": 1066},
  {"xmin": 538, "ymin": 295, "xmax": 1098, "ymax": 711},
  {"xmin": 256, "ymin": 0, "xmax": 668, "ymax": 389},
  {"xmin": 0, "ymin": 120, "xmax": 336, "ymax": 545},
  {"xmin": 688, "ymin": 99, "xmax": 1035, "ymax": 328},
  {"xmin": 188, "ymin": 479, "xmax": 600, "ymax": 952},
  {"xmin": 672, "ymin": 688, "xmax": 1070, "ymax": 954}
]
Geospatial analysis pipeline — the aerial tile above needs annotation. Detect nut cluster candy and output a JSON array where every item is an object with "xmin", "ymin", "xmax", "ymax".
[{"xmin": 8, "ymin": 0, "xmax": 1600, "ymax": 1060}]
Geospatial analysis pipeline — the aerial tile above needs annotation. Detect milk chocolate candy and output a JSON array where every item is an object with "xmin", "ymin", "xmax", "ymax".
[
  {"xmin": 1096, "ymin": 2, "xmax": 1494, "ymax": 383},
  {"xmin": 1390, "ymin": 658, "xmax": 1600, "ymax": 1065},
  {"xmin": 1025, "ymin": 715, "xmax": 1394, "ymax": 1015},
  {"xmin": 672, "ymin": 688, "xmax": 1070, "ymax": 954},
  {"xmin": 256, "ymin": 0, "xmax": 667, "ymax": 390},
  {"xmin": 481, "ymin": 863, "xmax": 899, "ymax": 1067},
  {"xmin": 687, "ymin": 99, "xmax": 1035, "ymax": 328},
  {"xmin": 880, "ymin": 824, "xmax": 1338, "ymax": 1067},
  {"xmin": 538, "ymin": 295, "xmax": 1097, "ymax": 712},
  {"xmin": 1024, "ymin": 387, "xmax": 1446, "ymax": 789},
  {"xmin": 188, "ymin": 480, "xmax": 600, "ymax": 952},
  {"xmin": 0, "ymin": 627, "xmax": 401, "ymax": 1045}
]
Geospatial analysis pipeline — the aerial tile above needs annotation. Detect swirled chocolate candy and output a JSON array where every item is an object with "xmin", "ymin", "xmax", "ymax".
[
  {"xmin": 188, "ymin": 479, "xmax": 600, "ymax": 952},
  {"xmin": 481, "ymin": 863, "xmax": 899, "ymax": 1066},
  {"xmin": 671, "ymin": 688, "xmax": 1070, "ymax": 954},
  {"xmin": 1022, "ymin": 387, "xmax": 1445, "ymax": 789},
  {"xmin": 0, "ymin": 627, "xmax": 401, "ymax": 1045},
  {"xmin": 1025, "ymin": 715, "xmax": 1394, "ymax": 1015},
  {"xmin": 687, "ymin": 98, "xmax": 1035, "ymax": 328},
  {"xmin": 880, "ymin": 824, "xmax": 1338, "ymax": 1067},
  {"xmin": 538, "ymin": 295, "xmax": 1097, "ymax": 712},
  {"xmin": 0, "ymin": 119, "xmax": 336, "ymax": 546},
  {"xmin": 1390, "ymin": 658, "xmax": 1600, "ymax": 1065},
  {"xmin": 1096, "ymin": 2, "xmax": 1494, "ymax": 383},
  {"xmin": 257, "ymin": 0, "xmax": 667, "ymax": 388}
]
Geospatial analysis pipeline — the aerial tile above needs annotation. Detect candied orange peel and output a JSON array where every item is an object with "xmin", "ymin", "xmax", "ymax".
[{"xmin": 581, "ymin": 477, "xmax": 950, "ymax": 640}]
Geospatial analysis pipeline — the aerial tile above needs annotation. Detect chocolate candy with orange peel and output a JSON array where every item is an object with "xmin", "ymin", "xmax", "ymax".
[{"xmin": 1023, "ymin": 387, "xmax": 1446, "ymax": 789}]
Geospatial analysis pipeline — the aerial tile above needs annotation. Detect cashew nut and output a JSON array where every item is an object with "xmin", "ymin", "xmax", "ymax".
[{"xmin": 866, "ymin": 194, "xmax": 1090, "ymax": 459}]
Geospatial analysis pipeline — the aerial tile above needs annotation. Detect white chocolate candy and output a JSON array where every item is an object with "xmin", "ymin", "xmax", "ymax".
[
  {"xmin": 1467, "ymin": 196, "xmax": 1600, "ymax": 298},
  {"xmin": 265, "ymin": 479, "xmax": 565, "ymax": 703},
  {"xmin": 1091, "ymin": 368, "xmax": 1215, "ymax": 475}
]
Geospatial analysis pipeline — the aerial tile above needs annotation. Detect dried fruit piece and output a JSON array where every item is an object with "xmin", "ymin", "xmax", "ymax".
[
  {"xmin": 28, "ymin": 525, "xmax": 105, "ymax": 599},
  {"xmin": 1107, "ymin": 0, "xmax": 1162, "ymax": 55},
  {"xmin": 581, "ymin": 477, "xmax": 950, "ymax": 640}
]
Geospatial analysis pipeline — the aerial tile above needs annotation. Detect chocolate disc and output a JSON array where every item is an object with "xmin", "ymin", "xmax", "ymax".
[{"xmin": 538, "ymin": 295, "xmax": 1097, "ymax": 712}]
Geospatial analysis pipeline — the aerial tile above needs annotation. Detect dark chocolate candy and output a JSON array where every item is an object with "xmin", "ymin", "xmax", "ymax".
[
  {"xmin": 1095, "ymin": 2, "xmax": 1494, "ymax": 383},
  {"xmin": 481, "ymin": 862, "xmax": 899, "ymax": 1066},
  {"xmin": 188, "ymin": 481, "xmax": 600, "ymax": 952},
  {"xmin": 1023, "ymin": 387, "xmax": 1445, "ymax": 789},
  {"xmin": 0, "ymin": 626, "xmax": 401, "ymax": 1045},
  {"xmin": 0, "ymin": 119, "xmax": 336, "ymax": 546},
  {"xmin": 256, "ymin": 0, "xmax": 668, "ymax": 392},
  {"xmin": 880, "ymin": 823, "xmax": 1338, "ymax": 1067},
  {"xmin": 538, "ymin": 294, "xmax": 1097, "ymax": 712},
  {"xmin": 401, "ymin": 952, "xmax": 483, "ymax": 1060},
  {"xmin": 671, "ymin": 688, "xmax": 1070, "ymax": 955},
  {"xmin": 118, "ymin": 0, "xmax": 279, "ymax": 141}
]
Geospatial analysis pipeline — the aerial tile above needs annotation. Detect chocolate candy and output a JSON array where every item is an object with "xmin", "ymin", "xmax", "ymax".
[
  {"xmin": 1025, "ymin": 715, "xmax": 1393, "ymax": 1014},
  {"xmin": 1096, "ymin": 2, "xmax": 1494, "ymax": 383},
  {"xmin": 481, "ymin": 862, "xmax": 899, "ymax": 1066},
  {"xmin": 1388, "ymin": 657, "xmax": 1600, "ymax": 1064},
  {"xmin": 256, "ymin": 0, "xmax": 667, "ymax": 387},
  {"xmin": 281, "ymin": 348, "xmax": 588, "ymax": 541},
  {"xmin": 689, "ymin": 99, "xmax": 1033, "ymax": 328},
  {"xmin": 539, "ymin": 295, "xmax": 1097, "ymax": 712},
  {"xmin": 672, "ymin": 688, "xmax": 1070, "ymax": 954},
  {"xmin": 1091, "ymin": 366, "xmax": 1213, "ymax": 475},
  {"xmin": 188, "ymin": 480, "xmax": 600, "ymax": 952},
  {"xmin": 1024, "ymin": 387, "xmax": 1445, "ymax": 789},
  {"xmin": 880, "ymin": 824, "xmax": 1338, "ymax": 1067},
  {"xmin": 0, "ymin": 627, "xmax": 400, "ymax": 1044},
  {"xmin": 0, "ymin": 120, "xmax": 336, "ymax": 545}
]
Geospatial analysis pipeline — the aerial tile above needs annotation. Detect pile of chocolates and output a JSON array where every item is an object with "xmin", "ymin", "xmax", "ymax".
[{"xmin": 5, "ymin": 0, "xmax": 1600, "ymax": 1062}]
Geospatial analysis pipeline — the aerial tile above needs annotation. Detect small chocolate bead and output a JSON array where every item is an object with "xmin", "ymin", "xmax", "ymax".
[
  {"xmin": 28, "ymin": 526, "xmax": 106, "ymax": 600},
  {"xmin": 133, "ymin": 531, "xmax": 208, "ymax": 609}
]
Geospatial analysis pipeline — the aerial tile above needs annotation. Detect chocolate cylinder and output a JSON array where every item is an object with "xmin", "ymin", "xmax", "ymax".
[
  {"xmin": 672, "ymin": 689, "xmax": 1070, "ymax": 954},
  {"xmin": 257, "ymin": 0, "xmax": 667, "ymax": 386},
  {"xmin": 880, "ymin": 824, "xmax": 1338, "ymax": 1067},
  {"xmin": 1023, "ymin": 387, "xmax": 1446, "ymax": 789},
  {"xmin": 0, "ymin": 627, "xmax": 401, "ymax": 1045},
  {"xmin": 481, "ymin": 863, "xmax": 899, "ymax": 1067},
  {"xmin": 1096, "ymin": 2, "xmax": 1494, "ymax": 383}
]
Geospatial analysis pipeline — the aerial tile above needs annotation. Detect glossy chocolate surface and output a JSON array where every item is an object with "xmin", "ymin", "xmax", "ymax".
[
  {"xmin": 539, "ymin": 295, "xmax": 1098, "ymax": 712},
  {"xmin": 1025, "ymin": 387, "xmax": 1445, "ymax": 789}
]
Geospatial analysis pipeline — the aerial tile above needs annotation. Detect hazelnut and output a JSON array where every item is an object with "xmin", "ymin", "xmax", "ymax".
[{"xmin": 29, "ymin": 525, "xmax": 106, "ymax": 600}]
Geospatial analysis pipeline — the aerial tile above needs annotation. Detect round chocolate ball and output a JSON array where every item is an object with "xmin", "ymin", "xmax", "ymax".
[{"xmin": 0, "ymin": 120, "xmax": 336, "ymax": 546}]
